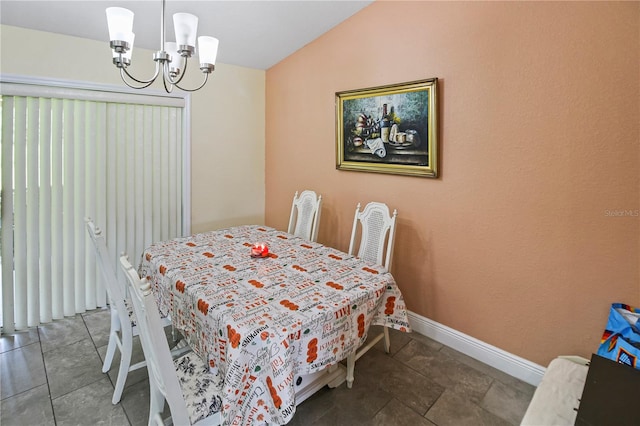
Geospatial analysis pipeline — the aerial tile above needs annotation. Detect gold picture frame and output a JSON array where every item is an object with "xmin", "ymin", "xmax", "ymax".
[{"xmin": 336, "ymin": 78, "xmax": 438, "ymax": 178}]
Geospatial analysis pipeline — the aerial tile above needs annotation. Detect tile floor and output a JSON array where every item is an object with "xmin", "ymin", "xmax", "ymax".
[{"xmin": 1, "ymin": 308, "xmax": 535, "ymax": 425}]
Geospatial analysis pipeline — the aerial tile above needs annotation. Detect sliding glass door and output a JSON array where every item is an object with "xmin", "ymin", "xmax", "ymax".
[{"xmin": 1, "ymin": 78, "xmax": 189, "ymax": 332}]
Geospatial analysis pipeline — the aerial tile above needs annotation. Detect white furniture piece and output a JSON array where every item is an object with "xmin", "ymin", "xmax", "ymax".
[
  {"xmin": 86, "ymin": 218, "xmax": 177, "ymax": 404},
  {"xmin": 86, "ymin": 219, "xmax": 152, "ymax": 404},
  {"xmin": 520, "ymin": 356, "xmax": 589, "ymax": 426},
  {"xmin": 345, "ymin": 201, "xmax": 398, "ymax": 388},
  {"xmin": 287, "ymin": 190, "xmax": 322, "ymax": 242},
  {"xmin": 120, "ymin": 254, "xmax": 224, "ymax": 426}
]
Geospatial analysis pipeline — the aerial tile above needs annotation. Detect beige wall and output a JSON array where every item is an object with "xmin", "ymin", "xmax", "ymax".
[
  {"xmin": 265, "ymin": 1, "xmax": 640, "ymax": 366},
  {"xmin": 0, "ymin": 25, "xmax": 265, "ymax": 233}
]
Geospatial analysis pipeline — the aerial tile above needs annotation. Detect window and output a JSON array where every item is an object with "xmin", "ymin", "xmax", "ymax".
[{"xmin": 1, "ymin": 76, "xmax": 190, "ymax": 331}]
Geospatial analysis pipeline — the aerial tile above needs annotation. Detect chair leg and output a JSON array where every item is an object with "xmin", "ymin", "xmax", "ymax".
[
  {"xmin": 102, "ymin": 333, "xmax": 118, "ymax": 373},
  {"xmin": 383, "ymin": 326, "xmax": 391, "ymax": 353},
  {"xmin": 346, "ymin": 352, "xmax": 355, "ymax": 389},
  {"xmin": 148, "ymin": 381, "xmax": 166, "ymax": 426},
  {"xmin": 112, "ymin": 329, "xmax": 133, "ymax": 404},
  {"xmin": 346, "ymin": 328, "xmax": 388, "ymax": 389},
  {"xmin": 102, "ymin": 307, "xmax": 120, "ymax": 373}
]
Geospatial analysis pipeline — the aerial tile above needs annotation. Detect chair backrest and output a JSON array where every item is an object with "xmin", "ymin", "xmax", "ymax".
[
  {"xmin": 287, "ymin": 190, "xmax": 322, "ymax": 242},
  {"xmin": 348, "ymin": 202, "xmax": 398, "ymax": 271},
  {"xmin": 85, "ymin": 218, "xmax": 130, "ymax": 322},
  {"xmin": 119, "ymin": 254, "xmax": 192, "ymax": 425}
]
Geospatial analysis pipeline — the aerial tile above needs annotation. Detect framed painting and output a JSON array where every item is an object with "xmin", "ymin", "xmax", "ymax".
[{"xmin": 336, "ymin": 78, "xmax": 438, "ymax": 178}]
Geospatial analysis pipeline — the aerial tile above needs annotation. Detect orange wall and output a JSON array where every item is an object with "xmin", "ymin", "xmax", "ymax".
[{"xmin": 265, "ymin": 1, "xmax": 639, "ymax": 366}]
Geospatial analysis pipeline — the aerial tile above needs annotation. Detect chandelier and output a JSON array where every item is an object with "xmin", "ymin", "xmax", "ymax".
[{"xmin": 106, "ymin": 0, "xmax": 219, "ymax": 93}]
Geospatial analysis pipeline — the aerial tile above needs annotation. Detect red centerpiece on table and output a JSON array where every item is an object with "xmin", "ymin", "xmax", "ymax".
[{"xmin": 251, "ymin": 242, "xmax": 269, "ymax": 258}]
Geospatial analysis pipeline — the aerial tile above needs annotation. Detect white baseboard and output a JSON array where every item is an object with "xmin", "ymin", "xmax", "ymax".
[{"xmin": 407, "ymin": 311, "xmax": 545, "ymax": 386}]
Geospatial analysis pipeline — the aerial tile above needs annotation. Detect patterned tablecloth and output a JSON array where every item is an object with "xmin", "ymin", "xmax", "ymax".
[{"xmin": 139, "ymin": 225, "xmax": 411, "ymax": 425}]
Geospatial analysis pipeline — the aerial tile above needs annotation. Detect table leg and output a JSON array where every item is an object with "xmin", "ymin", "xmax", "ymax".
[{"xmin": 346, "ymin": 352, "xmax": 355, "ymax": 389}]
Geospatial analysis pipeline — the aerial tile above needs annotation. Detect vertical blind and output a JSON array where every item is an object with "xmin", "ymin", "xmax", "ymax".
[{"xmin": 1, "ymin": 81, "xmax": 186, "ymax": 332}]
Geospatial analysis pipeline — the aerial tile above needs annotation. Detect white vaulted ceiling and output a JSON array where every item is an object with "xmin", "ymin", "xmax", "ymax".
[{"xmin": 0, "ymin": 0, "xmax": 373, "ymax": 70}]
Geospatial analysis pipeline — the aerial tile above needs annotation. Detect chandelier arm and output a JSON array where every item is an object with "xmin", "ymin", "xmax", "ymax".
[
  {"xmin": 160, "ymin": 62, "xmax": 177, "ymax": 93},
  {"xmin": 119, "ymin": 68, "xmax": 158, "ymax": 89},
  {"xmin": 174, "ymin": 73, "xmax": 210, "ymax": 93},
  {"xmin": 173, "ymin": 56, "xmax": 189, "ymax": 85},
  {"xmin": 121, "ymin": 61, "xmax": 161, "ymax": 85},
  {"xmin": 162, "ymin": 56, "xmax": 188, "ymax": 86},
  {"xmin": 162, "ymin": 74, "xmax": 174, "ymax": 93}
]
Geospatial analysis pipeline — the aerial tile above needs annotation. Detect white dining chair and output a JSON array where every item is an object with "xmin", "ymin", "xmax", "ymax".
[
  {"xmin": 86, "ymin": 218, "xmax": 179, "ymax": 404},
  {"xmin": 120, "ymin": 254, "xmax": 224, "ymax": 426},
  {"xmin": 345, "ymin": 201, "xmax": 398, "ymax": 388},
  {"xmin": 288, "ymin": 190, "xmax": 322, "ymax": 242}
]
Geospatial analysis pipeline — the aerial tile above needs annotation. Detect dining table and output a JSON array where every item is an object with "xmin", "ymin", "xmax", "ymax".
[{"xmin": 138, "ymin": 225, "xmax": 411, "ymax": 425}]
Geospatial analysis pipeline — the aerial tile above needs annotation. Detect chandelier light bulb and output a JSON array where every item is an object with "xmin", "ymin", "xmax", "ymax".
[
  {"xmin": 106, "ymin": 7, "xmax": 134, "ymax": 42},
  {"xmin": 198, "ymin": 36, "xmax": 219, "ymax": 70},
  {"xmin": 165, "ymin": 42, "xmax": 178, "ymax": 62},
  {"xmin": 173, "ymin": 13, "xmax": 198, "ymax": 50},
  {"xmin": 164, "ymin": 42, "xmax": 180, "ymax": 74}
]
